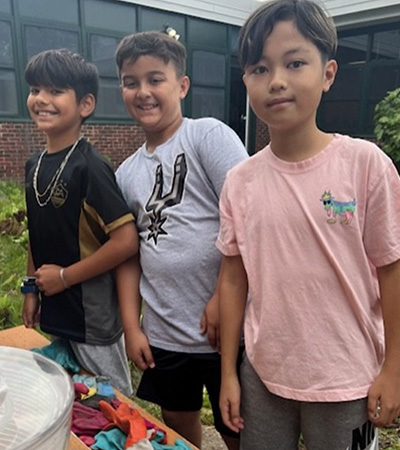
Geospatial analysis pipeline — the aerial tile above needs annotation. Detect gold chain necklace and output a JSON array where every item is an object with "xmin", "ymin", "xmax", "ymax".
[{"xmin": 33, "ymin": 136, "xmax": 82, "ymax": 207}]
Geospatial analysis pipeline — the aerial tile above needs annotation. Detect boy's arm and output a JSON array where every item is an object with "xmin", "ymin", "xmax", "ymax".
[
  {"xmin": 368, "ymin": 258, "xmax": 400, "ymax": 427},
  {"xmin": 219, "ymin": 254, "xmax": 248, "ymax": 433},
  {"xmin": 200, "ymin": 265, "xmax": 222, "ymax": 350},
  {"xmin": 35, "ymin": 221, "xmax": 138, "ymax": 296},
  {"xmin": 115, "ymin": 254, "xmax": 154, "ymax": 370},
  {"xmin": 22, "ymin": 242, "xmax": 40, "ymax": 328}
]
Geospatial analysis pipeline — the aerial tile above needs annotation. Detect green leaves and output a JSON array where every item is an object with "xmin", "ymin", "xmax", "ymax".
[
  {"xmin": 0, "ymin": 181, "xmax": 26, "ymax": 331},
  {"xmin": 374, "ymin": 88, "xmax": 400, "ymax": 162}
]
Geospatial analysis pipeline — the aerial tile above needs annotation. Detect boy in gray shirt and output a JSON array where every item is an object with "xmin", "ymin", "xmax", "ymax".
[{"xmin": 115, "ymin": 31, "xmax": 248, "ymax": 448}]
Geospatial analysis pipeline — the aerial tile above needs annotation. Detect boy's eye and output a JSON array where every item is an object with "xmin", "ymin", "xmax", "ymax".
[
  {"xmin": 122, "ymin": 79, "xmax": 137, "ymax": 89},
  {"xmin": 150, "ymin": 78, "xmax": 163, "ymax": 85},
  {"xmin": 288, "ymin": 61, "xmax": 304, "ymax": 69},
  {"xmin": 50, "ymin": 88, "xmax": 64, "ymax": 95},
  {"xmin": 252, "ymin": 66, "xmax": 268, "ymax": 75},
  {"xmin": 29, "ymin": 87, "xmax": 39, "ymax": 95},
  {"xmin": 125, "ymin": 82, "xmax": 136, "ymax": 88}
]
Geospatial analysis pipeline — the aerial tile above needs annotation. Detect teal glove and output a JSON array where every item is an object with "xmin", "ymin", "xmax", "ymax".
[
  {"xmin": 91, "ymin": 428, "xmax": 127, "ymax": 450},
  {"xmin": 32, "ymin": 339, "xmax": 80, "ymax": 373}
]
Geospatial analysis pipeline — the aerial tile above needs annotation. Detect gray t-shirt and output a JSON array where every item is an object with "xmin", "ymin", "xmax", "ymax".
[{"xmin": 116, "ymin": 117, "xmax": 248, "ymax": 352}]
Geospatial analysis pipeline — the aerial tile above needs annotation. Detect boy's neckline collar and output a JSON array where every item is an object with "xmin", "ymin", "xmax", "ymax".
[
  {"xmin": 46, "ymin": 133, "xmax": 83, "ymax": 154},
  {"xmin": 265, "ymin": 133, "xmax": 339, "ymax": 173},
  {"xmin": 143, "ymin": 118, "xmax": 186, "ymax": 156}
]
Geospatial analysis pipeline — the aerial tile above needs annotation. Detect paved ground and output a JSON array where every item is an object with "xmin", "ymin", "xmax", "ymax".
[{"xmin": 202, "ymin": 425, "xmax": 228, "ymax": 450}]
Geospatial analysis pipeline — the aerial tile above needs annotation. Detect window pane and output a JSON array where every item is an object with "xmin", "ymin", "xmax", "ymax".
[
  {"xmin": 84, "ymin": 0, "xmax": 136, "ymax": 33},
  {"xmin": 369, "ymin": 65, "xmax": 400, "ymax": 98},
  {"xmin": 336, "ymin": 35, "xmax": 368, "ymax": 64},
  {"xmin": 318, "ymin": 101, "xmax": 360, "ymax": 135},
  {"xmin": 18, "ymin": 0, "xmax": 78, "ymax": 24},
  {"xmin": 25, "ymin": 26, "xmax": 79, "ymax": 61},
  {"xmin": 188, "ymin": 18, "xmax": 227, "ymax": 50},
  {"xmin": 191, "ymin": 87, "xmax": 225, "ymax": 121},
  {"xmin": 324, "ymin": 66, "xmax": 363, "ymax": 101},
  {"xmin": 0, "ymin": 1, "xmax": 10, "ymax": 14},
  {"xmin": 95, "ymin": 78, "xmax": 128, "ymax": 118},
  {"xmin": 367, "ymin": 65, "xmax": 400, "ymax": 134},
  {"xmin": 192, "ymin": 51, "xmax": 225, "ymax": 86},
  {"xmin": 91, "ymin": 35, "xmax": 119, "ymax": 77},
  {"xmin": 141, "ymin": 9, "xmax": 185, "ymax": 41},
  {"xmin": 372, "ymin": 29, "xmax": 400, "ymax": 60},
  {"xmin": 0, "ymin": 21, "xmax": 13, "ymax": 66},
  {"xmin": 230, "ymin": 27, "xmax": 239, "ymax": 54},
  {"xmin": 0, "ymin": 70, "xmax": 18, "ymax": 114}
]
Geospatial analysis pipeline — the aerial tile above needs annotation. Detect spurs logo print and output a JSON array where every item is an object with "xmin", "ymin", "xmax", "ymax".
[
  {"xmin": 320, "ymin": 190, "xmax": 356, "ymax": 225},
  {"xmin": 145, "ymin": 154, "xmax": 188, "ymax": 244}
]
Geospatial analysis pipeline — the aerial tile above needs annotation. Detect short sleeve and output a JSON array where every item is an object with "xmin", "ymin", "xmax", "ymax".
[
  {"xmin": 216, "ymin": 175, "xmax": 241, "ymax": 256},
  {"xmin": 197, "ymin": 121, "xmax": 248, "ymax": 197},
  {"xmin": 363, "ymin": 161, "xmax": 400, "ymax": 267},
  {"xmin": 85, "ymin": 154, "xmax": 133, "ymax": 234}
]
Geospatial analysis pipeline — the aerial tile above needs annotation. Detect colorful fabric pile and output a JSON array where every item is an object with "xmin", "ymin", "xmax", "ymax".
[{"xmin": 33, "ymin": 341, "xmax": 193, "ymax": 450}]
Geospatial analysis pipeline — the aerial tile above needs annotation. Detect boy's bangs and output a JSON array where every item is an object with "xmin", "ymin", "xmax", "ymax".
[{"xmin": 25, "ymin": 55, "xmax": 74, "ymax": 89}]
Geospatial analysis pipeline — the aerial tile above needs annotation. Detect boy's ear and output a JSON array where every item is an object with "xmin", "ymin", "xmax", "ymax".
[
  {"xmin": 179, "ymin": 76, "xmax": 190, "ymax": 100},
  {"xmin": 79, "ymin": 93, "xmax": 96, "ymax": 120},
  {"xmin": 323, "ymin": 59, "xmax": 338, "ymax": 93}
]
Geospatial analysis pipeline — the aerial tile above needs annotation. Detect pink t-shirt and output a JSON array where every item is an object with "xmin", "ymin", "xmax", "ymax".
[{"xmin": 217, "ymin": 134, "xmax": 400, "ymax": 402}]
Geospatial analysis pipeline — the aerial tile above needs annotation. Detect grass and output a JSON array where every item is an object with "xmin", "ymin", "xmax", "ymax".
[{"xmin": 0, "ymin": 181, "xmax": 399, "ymax": 447}]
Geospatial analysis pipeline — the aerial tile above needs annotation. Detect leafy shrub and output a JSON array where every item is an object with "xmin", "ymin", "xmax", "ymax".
[
  {"xmin": 374, "ymin": 88, "xmax": 400, "ymax": 162},
  {"xmin": 0, "ymin": 182, "xmax": 26, "ymax": 331},
  {"xmin": 0, "ymin": 181, "xmax": 26, "ymax": 221}
]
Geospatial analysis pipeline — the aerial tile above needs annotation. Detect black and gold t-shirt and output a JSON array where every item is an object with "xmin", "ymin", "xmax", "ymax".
[{"xmin": 25, "ymin": 138, "xmax": 134, "ymax": 344}]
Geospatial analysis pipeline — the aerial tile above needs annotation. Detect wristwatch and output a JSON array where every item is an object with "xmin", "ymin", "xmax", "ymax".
[{"xmin": 20, "ymin": 276, "xmax": 39, "ymax": 294}]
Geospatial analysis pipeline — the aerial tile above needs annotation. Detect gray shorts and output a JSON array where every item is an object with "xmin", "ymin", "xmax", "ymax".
[
  {"xmin": 240, "ymin": 354, "xmax": 378, "ymax": 450},
  {"xmin": 70, "ymin": 334, "xmax": 132, "ymax": 397}
]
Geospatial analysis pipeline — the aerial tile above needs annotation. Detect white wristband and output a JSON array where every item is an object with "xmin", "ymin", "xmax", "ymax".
[{"xmin": 59, "ymin": 268, "xmax": 70, "ymax": 289}]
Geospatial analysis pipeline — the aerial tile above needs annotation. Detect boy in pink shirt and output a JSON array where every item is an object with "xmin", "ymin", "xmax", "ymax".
[{"xmin": 217, "ymin": 0, "xmax": 400, "ymax": 448}]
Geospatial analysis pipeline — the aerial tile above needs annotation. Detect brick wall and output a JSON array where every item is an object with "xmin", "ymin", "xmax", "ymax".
[
  {"xmin": 255, "ymin": 119, "xmax": 269, "ymax": 152},
  {"xmin": 0, "ymin": 122, "xmax": 146, "ymax": 182},
  {"xmin": 0, "ymin": 119, "xmax": 271, "ymax": 183}
]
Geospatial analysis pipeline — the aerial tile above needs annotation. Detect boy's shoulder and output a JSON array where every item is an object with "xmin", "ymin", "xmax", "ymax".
[
  {"xmin": 181, "ymin": 117, "xmax": 246, "ymax": 154},
  {"xmin": 331, "ymin": 133, "xmax": 392, "ymax": 167},
  {"xmin": 76, "ymin": 138, "xmax": 113, "ymax": 167},
  {"xmin": 115, "ymin": 141, "xmax": 145, "ymax": 176},
  {"xmin": 183, "ymin": 116, "xmax": 233, "ymax": 135}
]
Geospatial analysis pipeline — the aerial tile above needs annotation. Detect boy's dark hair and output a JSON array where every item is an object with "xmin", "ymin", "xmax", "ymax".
[
  {"xmin": 25, "ymin": 49, "xmax": 99, "ymax": 103},
  {"xmin": 239, "ymin": 0, "xmax": 337, "ymax": 69},
  {"xmin": 115, "ymin": 31, "xmax": 187, "ymax": 78}
]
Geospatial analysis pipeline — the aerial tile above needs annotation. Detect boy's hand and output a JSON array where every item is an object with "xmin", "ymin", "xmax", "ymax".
[
  {"xmin": 125, "ymin": 328, "xmax": 155, "ymax": 371},
  {"xmin": 368, "ymin": 368, "xmax": 400, "ymax": 427},
  {"xmin": 220, "ymin": 373, "xmax": 244, "ymax": 433},
  {"xmin": 200, "ymin": 293, "xmax": 220, "ymax": 350},
  {"xmin": 35, "ymin": 264, "xmax": 65, "ymax": 296},
  {"xmin": 22, "ymin": 293, "xmax": 40, "ymax": 328}
]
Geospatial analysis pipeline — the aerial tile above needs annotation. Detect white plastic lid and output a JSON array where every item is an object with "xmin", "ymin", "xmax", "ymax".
[{"xmin": 0, "ymin": 346, "xmax": 74, "ymax": 450}]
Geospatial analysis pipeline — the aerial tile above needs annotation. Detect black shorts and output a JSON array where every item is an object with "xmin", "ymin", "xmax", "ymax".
[{"xmin": 136, "ymin": 345, "xmax": 242, "ymax": 438}]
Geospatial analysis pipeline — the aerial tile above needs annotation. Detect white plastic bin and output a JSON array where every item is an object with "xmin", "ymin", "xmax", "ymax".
[{"xmin": 0, "ymin": 346, "xmax": 74, "ymax": 450}]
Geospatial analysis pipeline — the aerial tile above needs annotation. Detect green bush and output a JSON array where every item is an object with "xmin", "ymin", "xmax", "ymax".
[
  {"xmin": 0, "ymin": 181, "xmax": 26, "ymax": 331},
  {"xmin": 374, "ymin": 88, "xmax": 400, "ymax": 162},
  {"xmin": 0, "ymin": 181, "xmax": 26, "ymax": 221}
]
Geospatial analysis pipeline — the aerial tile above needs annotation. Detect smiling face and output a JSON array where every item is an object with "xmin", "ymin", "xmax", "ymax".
[
  {"xmin": 243, "ymin": 20, "xmax": 337, "ymax": 137},
  {"xmin": 26, "ymin": 86, "xmax": 93, "ymax": 150},
  {"xmin": 120, "ymin": 55, "xmax": 190, "ymax": 150}
]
